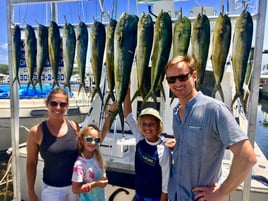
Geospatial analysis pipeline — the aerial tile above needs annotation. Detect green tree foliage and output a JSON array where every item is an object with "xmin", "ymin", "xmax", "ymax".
[{"xmin": 0, "ymin": 64, "xmax": 9, "ymax": 74}]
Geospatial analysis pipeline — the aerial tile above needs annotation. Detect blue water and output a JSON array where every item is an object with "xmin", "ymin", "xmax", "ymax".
[
  {"xmin": 256, "ymin": 98, "xmax": 268, "ymax": 160},
  {"xmin": 0, "ymin": 84, "xmax": 73, "ymax": 99}
]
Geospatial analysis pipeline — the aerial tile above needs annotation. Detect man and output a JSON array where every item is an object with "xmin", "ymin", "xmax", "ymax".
[{"xmin": 165, "ymin": 55, "xmax": 256, "ymax": 201}]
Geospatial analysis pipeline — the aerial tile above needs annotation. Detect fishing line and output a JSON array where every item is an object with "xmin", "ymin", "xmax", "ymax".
[
  {"xmin": 23, "ymin": 1, "xmax": 29, "ymax": 26},
  {"xmin": 112, "ymin": 0, "xmax": 118, "ymax": 19},
  {"xmin": 80, "ymin": 0, "xmax": 86, "ymax": 23}
]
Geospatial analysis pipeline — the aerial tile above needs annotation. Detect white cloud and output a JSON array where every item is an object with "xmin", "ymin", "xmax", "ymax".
[
  {"xmin": 0, "ymin": 43, "xmax": 8, "ymax": 64},
  {"xmin": 0, "ymin": 51, "xmax": 8, "ymax": 64},
  {"xmin": 0, "ymin": 43, "xmax": 8, "ymax": 49}
]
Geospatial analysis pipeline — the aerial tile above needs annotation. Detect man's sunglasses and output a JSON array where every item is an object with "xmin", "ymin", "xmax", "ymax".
[
  {"xmin": 49, "ymin": 101, "xmax": 68, "ymax": 107},
  {"xmin": 166, "ymin": 73, "xmax": 191, "ymax": 84},
  {"xmin": 84, "ymin": 137, "xmax": 101, "ymax": 143}
]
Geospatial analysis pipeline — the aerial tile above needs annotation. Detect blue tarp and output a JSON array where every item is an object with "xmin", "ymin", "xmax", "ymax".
[{"xmin": 0, "ymin": 85, "xmax": 73, "ymax": 99}]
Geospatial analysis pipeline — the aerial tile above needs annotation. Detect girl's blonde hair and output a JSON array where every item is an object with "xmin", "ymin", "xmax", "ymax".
[{"xmin": 78, "ymin": 124, "xmax": 105, "ymax": 173}]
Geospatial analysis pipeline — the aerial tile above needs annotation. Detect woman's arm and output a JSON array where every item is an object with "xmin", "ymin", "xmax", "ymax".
[{"xmin": 26, "ymin": 124, "xmax": 42, "ymax": 201}]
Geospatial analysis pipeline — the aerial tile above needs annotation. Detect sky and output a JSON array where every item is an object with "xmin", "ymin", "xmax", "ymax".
[{"xmin": 0, "ymin": 0, "xmax": 267, "ymax": 66}]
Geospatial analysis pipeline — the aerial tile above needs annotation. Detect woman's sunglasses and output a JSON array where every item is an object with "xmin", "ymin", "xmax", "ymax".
[
  {"xmin": 84, "ymin": 137, "xmax": 100, "ymax": 143},
  {"xmin": 166, "ymin": 73, "xmax": 191, "ymax": 84},
  {"xmin": 49, "ymin": 101, "xmax": 68, "ymax": 107}
]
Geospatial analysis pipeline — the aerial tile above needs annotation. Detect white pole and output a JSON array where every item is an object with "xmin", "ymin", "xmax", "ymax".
[
  {"xmin": 6, "ymin": 0, "xmax": 21, "ymax": 200},
  {"xmin": 243, "ymin": 0, "xmax": 267, "ymax": 200}
]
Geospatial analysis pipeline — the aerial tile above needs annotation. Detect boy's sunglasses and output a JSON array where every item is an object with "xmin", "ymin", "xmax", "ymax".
[
  {"xmin": 166, "ymin": 73, "xmax": 191, "ymax": 84},
  {"xmin": 84, "ymin": 137, "xmax": 100, "ymax": 143},
  {"xmin": 49, "ymin": 101, "xmax": 68, "ymax": 107}
]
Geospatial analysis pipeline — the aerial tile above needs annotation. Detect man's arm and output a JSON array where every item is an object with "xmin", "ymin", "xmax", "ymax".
[
  {"xmin": 193, "ymin": 139, "xmax": 257, "ymax": 201},
  {"xmin": 219, "ymin": 140, "xmax": 257, "ymax": 196}
]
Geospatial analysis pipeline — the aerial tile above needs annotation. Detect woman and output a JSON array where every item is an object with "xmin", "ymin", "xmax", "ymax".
[{"xmin": 26, "ymin": 88, "xmax": 80, "ymax": 201}]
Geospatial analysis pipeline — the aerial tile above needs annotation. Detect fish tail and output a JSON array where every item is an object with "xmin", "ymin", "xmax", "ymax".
[
  {"xmin": 131, "ymin": 89, "xmax": 140, "ymax": 103},
  {"xmin": 231, "ymin": 93, "xmax": 240, "ymax": 108},
  {"xmin": 78, "ymin": 82, "xmax": 88, "ymax": 96},
  {"xmin": 211, "ymin": 86, "xmax": 217, "ymax": 98},
  {"xmin": 34, "ymin": 79, "xmax": 43, "ymax": 92},
  {"xmin": 159, "ymin": 83, "xmax": 166, "ymax": 101},
  {"xmin": 212, "ymin": 83, "xmax": 224, "ymax": 102},
  {"xmin": 97, "ymin": 87, "xmax": 104, "ymax": 103},
  {"xmin": 104, "ymin": 94, "xmax": 111, "ymax": 112},
  {"xmin": 218, "ymin": 84, "xmax": 225, "ymax": 103},
  {"xmin": 12, "ymin": 77, "xmax": 20, "ymax": 86},
  {"xmin": 27, "ymin": 79, "xmax": 35, "ymax": 92},
  {"xmin": 90, "ymin": 88, "xmax": 97, "ymax": 102},
  {"xmin": 118, "ymin": 103, "xmax": 125, "ymax": 132},
  {"xmin": 77, "ymin": 84, "xmax": 82, "ymax": 96},
  {"xmin": 170, "ymin": 94, "xmax": 176, "ymax": 105},
  {"xmin": 144, "ymin": 89, "xmax": 157, "ymax": 103},
  {"xmin": 111, "ymin": 92, "xmax": 115, "ymax": 101},
  {"xmin": 240, "ymin": 95, "xmax": 247, "ymax": 114},
  {"xmin": 65, "ymin": 83, "xmax": 72, "ymax": 95}
]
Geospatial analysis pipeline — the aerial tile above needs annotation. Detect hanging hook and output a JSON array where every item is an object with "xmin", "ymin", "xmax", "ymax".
[{"xmin": 148, "ymin": 5, "xmax": 157, "ymax": 18}]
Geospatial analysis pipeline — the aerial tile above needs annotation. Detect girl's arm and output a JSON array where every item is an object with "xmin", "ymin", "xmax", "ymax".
[{"xmin": 72, "ymin": 177, "xmax": 108, "ymax": 194}]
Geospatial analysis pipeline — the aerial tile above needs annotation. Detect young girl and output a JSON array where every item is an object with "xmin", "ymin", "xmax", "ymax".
[
  {"xmin": 72, "ymin": 124, "xmax": 109, "ymax": 201},
  {"xmin": 123, "ymin": 87, "xmax": 172, "ymax": 201}
]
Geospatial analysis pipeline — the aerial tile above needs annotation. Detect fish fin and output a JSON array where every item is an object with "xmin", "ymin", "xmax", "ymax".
[
  {"xmin": 78, "ymin": 82, "xmax": 88, "ymax": 96},
  {"xmin": 231, "ymin": 93, "xmax": 240, "ymax": 109},
  {"xmin": 27, "ymin": 79, "xmax": 35, "ymax": 93},
  {"xmin": 90, "ymin": 88, "xmax": 97, "ymax": 102},
  {"xmin": 218, "ymin": 84, "xmax": 225, "ymax": 102},
  {"xmin": 12, "ymin": 77, "xmax": 20, "ymax": 86},
  {"xmin": 131, "ymin": 89, "xmax": 140, "ymax": 103},
  {"xmin": 240, "ymin": 95, "xmax": 247, "ymax": 115},
  {"xmin": 118, "ymin": 103, "xmax": 125, "ymax": 132},
  {"xmin": 104, "ymin": 94, "xmax": 111, "ymax": 112},
  {"xmin": 34, "ymin": 79, "xmax": 43, "ymax": 92},
  {"xmin": 159, "ymin": 83, "xmax": 166, "ymax": 102},
  {"xmin": 97, "ymin": 87, "xmax": 104, "ymax": 103},
  {"xmin": 111, "ymin": 92, "xmax": 115, "ymax": 101},
  {"xmin": 78, "ymin": 84, "xmax": 82, "ymax": 96},
  {"xmin": 144, "ymin": 89, "xmax": 157, "ymax": 103},
  {"xmin": 212, "ymin": 84, "xmax": 225, "ymax": 102},
  {"xmin": 170, "ymin": 94, "xmax": 176, "ymax": 105},
  {"xmin": 67, "ymin": 84, "xmax": 72, "ymax": 95},
  {"xmin": 212, "ymin": 86, "xmax": 217, "ymax": 98}
]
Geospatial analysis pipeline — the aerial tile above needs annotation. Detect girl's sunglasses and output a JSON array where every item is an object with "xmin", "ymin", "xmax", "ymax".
[
  {"xmin": 166, "ymin": 73, "xmax": 191, "ymax": 84},
  {"xmin": 49, "ymin": 101, "xmax": 68, "ymax": 107},
  {"xmin": 84, "ymin": 137, "xmax": 100, "ymax": 143}
]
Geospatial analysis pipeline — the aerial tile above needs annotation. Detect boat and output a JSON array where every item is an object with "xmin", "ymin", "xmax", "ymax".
[
  {"xmin": 259, "ymin": 71, "xmax": 268, "ymax": 98},
  {"xmin": 0, "ymin": 84, "xmax": 90, "ymax": 151}
]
